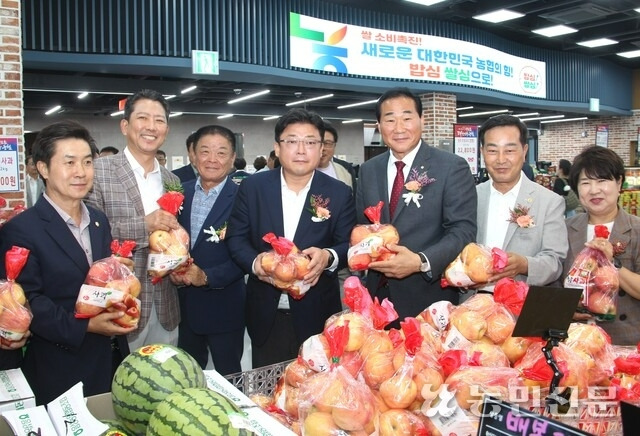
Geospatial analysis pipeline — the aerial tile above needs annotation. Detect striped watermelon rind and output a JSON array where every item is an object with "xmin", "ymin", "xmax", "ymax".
[
  {"xmin": 111, "ymin": 344, "xmax": 206, "ymax": 436},
  {"xmin": 146, "ymin": 388, "xmax": 253, "ymax": 436}
]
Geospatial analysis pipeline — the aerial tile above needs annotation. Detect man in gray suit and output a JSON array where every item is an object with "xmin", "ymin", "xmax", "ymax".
[
  {"xmin": 25, "ymin": 155, "xmax": 44, "ymax": 207},
  {"xmin": 475, "ymin": 115, "xmax": 567, "ymax": 288},
  {"xmin": 356, "ymin": 88, "xmax": 477, "ymax": 322},
  {"xmin": 86, "ymin": 89, "xmax": 181, "ymax": 350}
]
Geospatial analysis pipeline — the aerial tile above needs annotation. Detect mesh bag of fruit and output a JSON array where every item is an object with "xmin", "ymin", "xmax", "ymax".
[
  {"xmin": 75, "ymin": 240, "xmax": 141, "ymax": 328},
  {"xmin": 260, "ymin": 232, "xmax": 311, "ymax": 299},
  {"xmin": 347, "ymin": 201, "xmax": 399, "ymax": 271},
  {"xmin": 564, "ymin": 225, "xmax": 619, "ymax": 321},
  {"xmin": 147, "ymin": 183, "xmax": 190, "ymax": 284},
  {"xmin": 0, "ymin": 246, "xmax": 32, "ymax": 346}
]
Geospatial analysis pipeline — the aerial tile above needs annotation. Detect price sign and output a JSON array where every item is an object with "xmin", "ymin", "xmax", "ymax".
[
  {"xmin": 478, "ymin": 396, "xmax": 591, "ymax": 436},
  {"xmin": 0, "ymin": 137, "xmax": 20, "ymax": 192}
]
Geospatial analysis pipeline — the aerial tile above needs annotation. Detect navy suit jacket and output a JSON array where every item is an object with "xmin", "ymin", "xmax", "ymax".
[
  {"xmin": 226, "ymin": 169, "xmax": 356, "ymax": 347},
  {"xmin": 172, "ymin": 164, "xmax": 197, "ymax": 183},
  {"xmin": 177, "ymin": 177, "xmax": 245, "ymax": 335},
  {"xmin": 0, "ymin": 197, "xmax": 128, "ymax": 404},
  {"xmin": 356, "ymin": 142, "xmax": 477, "ymax": 320}
]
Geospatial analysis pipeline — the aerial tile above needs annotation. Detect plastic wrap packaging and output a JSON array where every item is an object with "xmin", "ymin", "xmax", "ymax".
[
  {"xmin": 610, "ymin": 345, "xmax": 640, "ymax": 401},
  {"xmin": 0, "ymin": 246, "xmax": 32, "ymax": 345},
  {"xmin": 441, "ymin": 243, "xmax": 507, "ymax": 288},
  {"xmin": 75, "ymin": 240, "xmax": 141, "ymax": 328},
  {"xmin": 565, "ymin": 323, "xmax": 615, "ymax": 386},
  {"xmin": 260, "ymin": 233, "xmax": 311, "ymax": 299},
  {"xmin": 147, "ymin": 188, "xmax": 191, "ymax": 284},
  {"xmin": 564, "ymin": 224, "xmax": 620, "ymax": 321},
  {"xmin": 297, "ymin": 324, "xmax": 378, "ymax": 435},
  {"xmin": 348, "ymin": 201, "xmax": 399, "ymax": 271}
]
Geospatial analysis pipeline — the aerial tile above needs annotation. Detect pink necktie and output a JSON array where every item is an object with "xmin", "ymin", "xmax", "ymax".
[{"xmin": 389, "ymin": 161, "xmax": 406, "ymax": 217}]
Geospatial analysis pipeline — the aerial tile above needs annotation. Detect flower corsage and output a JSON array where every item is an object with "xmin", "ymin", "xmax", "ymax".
[
  {"xmin": 309, "ymin": 195, "xmax": 331, "ymax": 222},
  {"xmin": 508, "ymin": 204, "xmax": 535, "ymax": 228},
  {"xmin": 402, "ymin": 168, "xmax": 436, "ymax": 208},
  {"xmin": 204, "ymin": 222, "xmax": 227, "ymax": 243}
]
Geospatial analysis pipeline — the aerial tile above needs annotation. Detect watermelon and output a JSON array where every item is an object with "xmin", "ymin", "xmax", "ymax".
[
  {"xmin": 101, "ymin": 419, "xmax": 132, "ymax": 436},
  {"xmin": 146, "ymin": 388, "xmax": 252, "ymax": 436},
  {"xmin": 112, "ymin": 344, "xmax": 206, "ymax": 435}
]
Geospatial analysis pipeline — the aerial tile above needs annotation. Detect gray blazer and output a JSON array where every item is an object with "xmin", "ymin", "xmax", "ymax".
[
  {"xmin": 85, "ymin": 153, "xmax": 181, "ymax": 340},
  {"xmin": 476, "ymin": 175, "xmax": 568, "ymax": 286},
  {"xmin": 356, "ymin": 141, "xmax": 477, "ymax": 321},
  {"xmin": 563, "ymin": 208, "xmax": 640, "ymax": 345},
  {"xmin": 25, "ymin": 176, "xmax": 44, "ymax": 208}
]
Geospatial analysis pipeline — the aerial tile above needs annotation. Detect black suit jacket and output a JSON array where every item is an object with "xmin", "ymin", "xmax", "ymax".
[
  {"xmin": 0, "ymin": 197, "xmax": 129, "ymax": 404},
  {"xmin": 226, "ymin": 169, "xmax": 356, "ymax": 347},
  {"xmin": 172, "ymin": 164, "xmax": 197, "ymax": 183},
  {"xmin": 177, "ymin": 177, "xmax": 245, "ymax": 335}
]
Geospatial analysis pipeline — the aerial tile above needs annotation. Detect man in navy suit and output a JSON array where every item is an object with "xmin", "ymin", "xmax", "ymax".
[
  {"xmin": 0, "ymin": 121, "xmax": 132, "ymax": 404},
  {"xmin": 226, "ymin": 108, "xmax": 356, "ymax": 368},
  {"xmin": 172, "ymin": 132, "xmax": 198, "ymax": 183},
  {"xmin": 169, "ymin": 125, "xmax": 245, "ymax": 375},
  {"xmin": 356, "ymin": 88, "xmax": 477, "ymax": 322}
]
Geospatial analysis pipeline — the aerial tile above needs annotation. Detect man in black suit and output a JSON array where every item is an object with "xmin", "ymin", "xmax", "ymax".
[
  {"xmin": 356, "ymin": 88, "xmax": 477, "ymax": 321},
  {"xmin": 170, "ymin": 125, "xmax": 245, "ymax": 375},
  {"xmin": 172, "ymin": 132, "xmax": 198, "ymax": 182},
  {"xmin": 226, "ymin": 108, "xmax": 356, "ymax": 368}
]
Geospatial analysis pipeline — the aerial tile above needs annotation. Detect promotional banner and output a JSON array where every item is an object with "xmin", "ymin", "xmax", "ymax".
[
  {"xmin": 453, "ymin": 124, "xmax": 479, "ymax": 174},
  {"xmin": 290, "ymin": 13, "xmax": 546, "ymax": 98},
  {"xmin": 0, "ymin": 137, "xmax": 20, "ymax": 192}
]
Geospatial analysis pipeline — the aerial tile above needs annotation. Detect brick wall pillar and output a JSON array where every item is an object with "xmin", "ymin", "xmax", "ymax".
[
  {"xmin": 420, "ymin": 92, "xmax": 457, "ymax": 148},
  {"xmin": 0, "ymin": 0, "xmax": 24, "ymax": 209}
]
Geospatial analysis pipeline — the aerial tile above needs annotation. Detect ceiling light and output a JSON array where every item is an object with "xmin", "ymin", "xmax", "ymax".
[
  {"xmin": 164, "ymin": 94, "xmax": 176, "ymax": 100},
  {"xmin": 110, "ymin": 110, "xmax": 124, "ymax": 117},
  {"xmin": 520, "ymin": 115, "xmax": 564, "ymax": 122},
  {"xmin": 77, "ymin": 92, "xmax": 88, "ymax": 99},
  {"xmin": 532, "ymin": 25, "xmax": 577, "ymax": 37},
  {"xmin": 285, "ymin": 93, "xmax": 334, "ymax": 107},
  {"xmin": 337, "ymin": 99, "xmax": 378, "ymax": 109},
  {"xmin": 456, "ymin": 106, "xmax": 474, "ymax": 111},
  {"xmin": 181, "ymin": 85, "xmax": 197, "ymax": 94},
  {"xmin": 228, "ymin": 89, "xmax": 270, "ymax": 104},
  {"xmin": 577, "ymin": 38, "xmax": 618, "ymax": 48},
  {"xmin": 342, "ymin": 119, "xmax": 363, "ymax": 124},
  {"xmin": 636, "ymin": 8, "xmax": 640, "ymax": 13},
  {"xmin": 617, "ymin": 49, "xmax": 640, "ymax": 58},
  {"xmin": 45, "ymin": 105, "xmax": 61, "ymax": 115},
  {"xmin": 458, "ymin": 109, "xmax": 509, "ymax": 118},
  {"xmin": 217, "ymin": 114, "xmax": 234, "ymax": 119},
  {"xmin": 169, "ymin": 112, "xmax": 183, "ymax": 118},
  {"xmin": 263, "ymin": 115, "xmax": 279, "ymax": 121},
  {"xmin": 514, "ymin": 112, "xmax": 540, "ymax": 117},
  {"xmin": 541, "ymin": 117, "xmax": 588, "ymax": 124},
  {"xmin": 404, "ymin": 0, "xmax": 446, "ymax": 6},
  {"xmin": 473, "ymin": 9, "xmax": 524, "ymax": 24}
]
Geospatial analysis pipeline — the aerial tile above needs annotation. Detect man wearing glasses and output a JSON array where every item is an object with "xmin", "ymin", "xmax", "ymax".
[
  {"xmin": 226, "ymin": 108, "xmax": 356, "ymax": 368},
  {"xmin": 317, "ymin": 121, "xmax": 357, "ymax": 196}
]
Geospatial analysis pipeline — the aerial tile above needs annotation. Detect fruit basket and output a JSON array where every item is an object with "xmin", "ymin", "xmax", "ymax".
[{"xmin": 225, "ymin": 359, "xmax": 294, "ymax": 397}]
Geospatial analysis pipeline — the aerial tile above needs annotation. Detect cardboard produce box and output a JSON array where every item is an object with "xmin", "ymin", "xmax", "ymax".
[{"xmin": 0, "ymin": 369, "xmax": 34, "ymax": 413}]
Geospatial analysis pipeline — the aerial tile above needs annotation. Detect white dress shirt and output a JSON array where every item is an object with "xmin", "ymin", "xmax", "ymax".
[{"xmin": 124, "ymin": 147, "xmax": 163, "ymax": 215}]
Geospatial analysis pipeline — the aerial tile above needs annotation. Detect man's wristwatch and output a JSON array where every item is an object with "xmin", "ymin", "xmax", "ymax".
[
  {"xmin": 326, "ymin": 250, "xmax": 335, "ymax": 268},
  {"xmin": 613, "ymin": 257, "xmax": 622, "ymax": 269},
  {"xmin": 418, "ymin": 252, "xmax": 430, "ymax": 273}
]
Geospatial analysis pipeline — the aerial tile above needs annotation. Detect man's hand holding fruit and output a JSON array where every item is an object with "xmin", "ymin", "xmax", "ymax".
[
  {"xmin": 368, "ymin": 244, "xmax": 423, "ymax": 280},
  {"xmin": 144, "ymin": 209, "xmax": 179, "ymax": 234}
]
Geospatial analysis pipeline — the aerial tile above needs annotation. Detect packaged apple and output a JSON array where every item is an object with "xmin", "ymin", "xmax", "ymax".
[
  {"xmin": 0, "ymin": 246, "xmax": 32, "ymax": 346},
  {"xmin": 75, "ymin": 240, "xmax": 141, "ymax": 328},
  {"xmin": 147, "ymin": 183, "xmax": 190, "ymax": 284},
  {"xmin": 302, "ymin": 276, "xmax": 398, "ymax": 373},
  {"xmin": 297, "ymin": 323, "xmax": 378, "ymax": 436},
  {"xmin": 564, "ymin": 224, "xmax": 619, "ymax": 321},
  {"xmin": 260, "ymin": 233, "xmax": 311, "ymax": 299},
  {"xmin": 348, "ymin": 201, "xmax": 399, "ymax": 271},
  {"xmin": 441, "ymin": 242, "xmax": 508, "ymax": 288}
]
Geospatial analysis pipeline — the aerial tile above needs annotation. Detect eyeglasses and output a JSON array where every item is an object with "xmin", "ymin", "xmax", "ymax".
[
  {"xmin": 322, "ymin": 140, "xmax": 336, "ymax": 148},
  {"xmin": 278, "ymin": 138, "xmax": 322, "ymax": 149}
]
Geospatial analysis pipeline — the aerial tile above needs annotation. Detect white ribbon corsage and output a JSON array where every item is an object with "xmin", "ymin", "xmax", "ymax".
[{"xmin": 402, "ymin": 168, "xmax": 436, "ymax": 208}]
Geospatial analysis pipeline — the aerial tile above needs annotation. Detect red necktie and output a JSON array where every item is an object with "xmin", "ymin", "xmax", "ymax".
[{"xmin": 389, "ymin": 161, "xmax": 406, "ymax": 218}]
